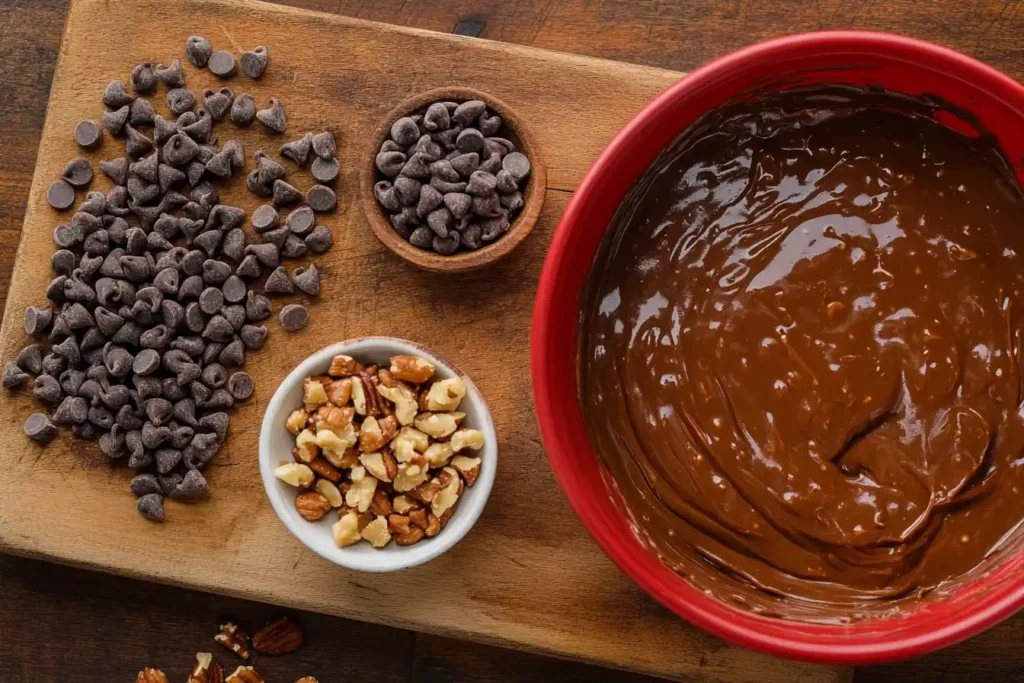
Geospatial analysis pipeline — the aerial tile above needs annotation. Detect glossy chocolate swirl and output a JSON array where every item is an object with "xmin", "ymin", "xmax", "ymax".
[{"xmin": 581, "ymin": 86, "xmax": 1024, "ymax": 621}]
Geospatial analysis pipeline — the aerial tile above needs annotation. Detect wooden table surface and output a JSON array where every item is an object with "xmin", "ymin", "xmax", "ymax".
[{"xmin": 3, "ymin": 1, "xmax": 1024, "ymax": 681}]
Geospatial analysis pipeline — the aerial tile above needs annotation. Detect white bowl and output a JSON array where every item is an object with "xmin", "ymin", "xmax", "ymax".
[{"xmin": 258, "ymin": 337, "xmax": 497, "ymax": 572}]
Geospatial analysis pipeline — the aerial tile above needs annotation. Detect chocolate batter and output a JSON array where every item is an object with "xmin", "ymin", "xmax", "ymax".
[{"xmin": 581, "ymin": 85, "xmax": 1024, "ymax": 621}]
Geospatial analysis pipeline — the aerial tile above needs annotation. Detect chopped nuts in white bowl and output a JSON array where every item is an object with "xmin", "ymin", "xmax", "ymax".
[{"xmin": 258, "ymin": 337, "xmax": 496, "ymax": 572}]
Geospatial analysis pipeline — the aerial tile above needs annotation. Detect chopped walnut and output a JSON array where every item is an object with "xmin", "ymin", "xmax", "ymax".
[
  {"xmin": 425, "ymin": 376, "xmax": 466, "ymax": 411},
  {"xmin": 326, "ymin": 377, "xmax": 352, "ymax": 406},
  {"xmin": 414, "ymin": 412, "xmax": 459, "ymax": 438},
  {"xmin": 333, "ymin": 511, "xmax": 361, "ymax": 547},
  {"xmin": 316, "ymin": 478, "xmax": 344, "ymax": 507},
  {"xmin": 303, "ymin": 378, "xmax": 329, "ymax": 410},
  {"xmin": 360, "ymin": 515, "xmax": 392, "ymax": 548},
  {"xmin": 345, "ymin": 466, "xmax": 377, "ymax": 512},
  {"xmin": 424, "ymin": 442, "xmax": 454, "ymax": 468},
  {"xmin": 274, "ymin": 463, "xmax": 314, "ymax": 488},
  {"xmin": 359, "ymin": 451, "xmax": 392, "ymax": 482},
  {"xmin": 390, "ymin": 355, "xmax": 435, "ymax": 384},
  {"xmin": 450, "ymin": 428, "xmax": 484, "ymax": 452},
  {"xmin": 451, "ymin": 455, "xmax": 482, "ymax": 486},
  {"xmin": 286, "ymin": 408, "xmax": 308, "ymax": 435}
]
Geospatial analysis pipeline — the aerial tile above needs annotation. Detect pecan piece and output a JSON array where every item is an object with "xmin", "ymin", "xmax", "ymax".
[
  {"xmin": 214, "ymin": 622, "xmax": 250, "ymax": 659},
  {"xmin": 251, "ymin": 616, "xmax": 304, "ymax": 655}
]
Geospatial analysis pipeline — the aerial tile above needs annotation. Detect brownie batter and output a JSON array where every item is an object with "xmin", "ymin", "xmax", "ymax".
[{"xmin": 581, "ymin": 85, "xmax": 1024, "ymax": 621}]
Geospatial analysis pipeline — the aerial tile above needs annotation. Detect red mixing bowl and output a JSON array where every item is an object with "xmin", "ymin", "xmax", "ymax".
[{"xmin": 531, "ymin": 31, "xmax": 1024, "ymax": 665}]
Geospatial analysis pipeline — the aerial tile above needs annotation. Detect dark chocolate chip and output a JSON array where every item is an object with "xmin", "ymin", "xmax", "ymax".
[
  {"xmin": 164, "ymin": 132, "xmax": 199, "ymax": 166},
  {"xmin": 279, "ymin": 132, "xmax": 314, "ymax": 166},
  {"xmin": 202, "ymin": 315, "xmax": 234, "ymax": 342},
  {"xmin": 221, "ymin": 275, "xmax": 246, "ymax": 304},
  {"xmin": 104, "ymin": 81, "xmax": 136, "ymax": 108},
  {"xmin": 376, "ymin": 151, "xmax": 406, "ymax": 178},
  {"xmin": 480, "ymin": 214, "xmax": 510, "ymax": 241},
  {"xmin": 102, "ymin": 105, "xmax": 130, "ymax": 136},
  {"xmin": 124, "ymin": 124, "xmax": 154, "ymax": 159},
  {"xmin": 231, "ymin": 93, "xmax": 257, "ymax": 127},
  {"xmin": 179, "ymin": 275, "xmax": 204, "ymax": 300},
  {"xmin": 460, "ymin": 222, "xmax": 483, "ymax": 250},
  {"xmin": 88, "ymin": 405, "xmax": 114, "ymax": 430},
  {"xmin": 390, "ymin": 117, "xmax": 420, "ymax": 146},
  {"xmin": 304, "ymin": 225, "xmax": 333, "ymax": 253},
  {"xmin": 174, "ymin": 469, "xmax": 209, "ymax": 500},
  {"xmin": 205, "ymin": 388, "xmax": 235, "ymax": 410},
  {"xmin": 409, "ymin": 226, "xmax": 433, "ymax": 249},
  {"xmin": 23, "ymin": 413, "xmax": 56, "ymax": 443},
  {"xmin": 52, "ymin": 335, "xmax": 81, "ymax": 365},
  {"xmin": 47, "ymin": 180, "xmax": 76, "ymax": 211},
  {"xmin": 137, "ymin": 493, "xmax": 164, "ymax": 521},
  {"xmin": 201, "ymin": 363, "xmax": 227, "ymax": 389},
  {"xmin": 443, "ymin": 192, "xmax": 472, "ymax": 219},
  {"xmin": 245, "ymin": 291, "xmax": 272, "ymax": 321},
  {"xmin": 129, "ymin": 97, "xmax": 156, "ymax": 126},
  {"xmin": 223, "ymin": 305, "xmax": 246, "ymax": 331},
  {"xmin": 264, "ymin": 266, "xmax": 294, "ymax": 295},
  {"xmin": 131, "ymin": 473, "xmax": 162, "ymax": 498},
  {"xmin": 204, "ymin": 149, "xmax": 233, "ymax": 179},
  {"xmin": 227, "ymin": 372, "xmax": 254, "ymax": 401},
  {"xmin": 280, "ymin": 234, "xmax": 307, "ymax": 259},
  {"xmin": 206, "ymin": 204, "xmax": 245, "ymax": 231},
  {"xmin": 218, "ymin": 338, "xmax": 244, "ymax": 366},
  {"xmin": 208, "ymin": 50, "xmax": 236, "ymax": 78},
  {"xmin": 472, "ymin": 192, "xmax": 502, "ymax": 217},
  {"xmin": 193, "ymin": 229, "xmax": 222, "ymax": 256},
  {"xmin": 130, "ymin": 63, "xmax": 156, "ymax": 93},
  {"xmin": 183, "ymin": 112, "xmax": 214, "ymax": 143},
  {"xmin": 221, "ymin": 229, "xmax": 246, "ymax": 262},
  {"xmin": 279, "ymin": 303, "xmax": 308, "ymax": 332},
  {"xmin": 2, "ymin": 362, "xmax": 29, "ymax": 389},
  {"xmin": 424, "ymin": 103, "xmax": 451, "ymax": 132},
  {"xmin": 256, "ymin": 98, "xmax": 286, "ymax": 133},
  {"xmin": 199, "ymin": 411, "xmax": 230, "ymax": 441},
  {"xmin": 41, "ymin": 353, "xmax": 66, "ymax": 376},
  {"xmin": 245, "ymin": 242, "xmax": 279, "ymax": 268},
  {"xmin": 239, "ymin": 324, "xmax": 268, "ymax": 350},
  {"xmin": 33, "ymin": 375, "xmax": 62, "ymax": 404},
  {"xmin": 145, "ymin": 397, "xmax": 173, "ymax": 427},
  {"xmin": 154, "ymin": 58, "xmax": 185, "ymax": 87},
  {"xmin": 306, "ymin": 184, "xmax": 336, "ymax": 212},
  {"xmin": 53, "ymin": 395, "xmax": 88, "ymax": 424},
  {"xmin": 104, "ymin": 345, "xmax": 134, "ymax": 377},
  {"xmin": 202, "ymin": 259, "xmax": 232, "ymax": 285},
  {"xmin": 502, "ymin": 151, "xmax": 531, "ymax": 182},
  {"xmin": 235, "ymin": 254, "xmax": 262, "ymax": 279},
  {"xmin": 203, "ymin": 87, "xmax": 234, "ymax": 120},
  {"xmin": 201, "ymin": 344, "xmax": 223, "ymax": 367},
  {"xmin": 240, "ymin": 46, "xmax": 269, "ymax": 79},
  {"xmin": 374, "ymin": 181, "xmax": 401, "ymax": 212},
  {"xmin": 452, "ymin": 100, "xmax": 486, "ymax": 126},
  {"xmin": 433, "ymin": 230, "xmax": 461, "ymax": 255},
  {"xmin": 251, "ymin": 204, "xmax": 280, "ymax": 233},
  {"xmin": 15, "ymin": 344, "xmax": 42, "ymax": 375},
  {"xmin": 75, "ymin": 119, "xmax": 103, "ymax": 150},
  {"xmin": 184, "ymin": 301, "xmax": 207, "ymax": 333},
  {"xmin": 129, "ymin": 150, "xmax": 159, "ymax": 183},
  {"xmin": 479, "ymin": 152, "xmax": 502, "ymax": 175},
  {"xmin": 23, "ymin": 306, "xmax": 53, "ymax": 335},
  {"xmin": 272, "ymin": 179, "xmax": 302, "ymax": 207},
  {"xmin": 291, "ymin": 263, "xmax": 320, "ymax": 296},
  {"xmin": 455, "ymin": 127, "xmax": 485, "ymax": 154},
  {"xmin": 311, "ymin": 156, "xmax": 339, "ymax": 184},
  {"xmin": 172, "ymin": 398, "xmax": 199, "ymax": 427},
  {"xmin": 198, "ymin": 287, "xmax": 224, "ymax": 315},
  {"xmin": 186, "ymin": 35, "xmax": 212, "ymax": 67}
]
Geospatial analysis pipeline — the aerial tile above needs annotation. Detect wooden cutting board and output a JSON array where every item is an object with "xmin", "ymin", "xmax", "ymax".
[{"xmin": 0, "ymin": 1, "xmax": 849, "ymax": 681}]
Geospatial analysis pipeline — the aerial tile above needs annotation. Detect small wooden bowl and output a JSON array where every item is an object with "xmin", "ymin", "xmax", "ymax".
[{"xmin": 360, "ymin": 86, "xmax": 546, "ymax": 273}]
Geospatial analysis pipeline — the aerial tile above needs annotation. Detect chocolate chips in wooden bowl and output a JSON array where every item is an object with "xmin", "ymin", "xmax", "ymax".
[{"xmin": 360, "ymin": 86, "xmax": 546, "ymax": 273}]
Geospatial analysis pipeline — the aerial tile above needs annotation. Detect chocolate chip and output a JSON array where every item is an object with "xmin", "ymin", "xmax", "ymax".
[
  {"xmin": 201, "ymin": 345, "xmax": 222, "ymax": 368},
  {"xmin": 235, "ymin": 254, "xmax": 262, "ymax": 279},
  {"xmin": 455, "ymin": 127, "xmax": 485, "ymax": 154},
  {"xmin": 187, "ymin": 161, "xmax": 205, "ymax": 187},
  {"xmin": 221, "ymin": 275, "xmax": 246, "ymax": 304},
  {"xmin": 466, "ymin": 170, "xmax": 498, "ymax": 197},
  {"xmin": 230, "ymin": 93, "xmax": 256, "ymax": 126},
  {"xmin": 103, "ymin": 345, "xmax": 134, "ymax": 377},
  {"xmin": 23, "ymin": 413, "xmax": 56, "ymax": 443},
  {"xmin": 442, "ymin": 192, "xmax": 472, "ymax": 220},
  {"xmin": 204, "ymin": 149, "xmax": 233, "ymax": 179},
  {"xmin": 304, "ymin": 225, "xmax": 333, "ymax": 253},
  {"xmin": 390, "ymin": 117, "xmax": 420, "ymax": 146},
  {"xmin": 203, "ymin": 87, "xmax": 234, "ymax": 120},
  {"xmin": 207, "ymin": 49, "xmax": 236, "ymax": 77},
  {"xmin": 3, "ymin": 362, "xmax": 29, "ymax": 389},
  {"xmin": 164, "ymin": 132, "xmax": 199, "ymax": 166},
  {"xmin": 129, "ymin": 97, "xmax": 155, "ymax": 126},
  {"xmin": 184, "ymin": 302, "xmax": 207, "ymax": 334},
  {"xmin": 452, "ymin": 100, "xmax": 486, "ymax": 126},
  {"xmin": 185, "ymin": 35, "xmax": 212, "ymax": 67},
  {"xmin": 409, "ymin": 226, "xmax": 433, "ymax": 249},
  {"xmin": 417, "ymin": 184, "xmax": 444, "ymax": 217},
  {"xmin": 205, "ymin": 388, "xmax": 235, "ymax": 410},
  {"xmin": 219, "ymin": 338, "xmax": 245, "ymax": 366},
  {"xmin": 51, "ymin": 249, "xmax": 75, "ymax": 276},
  {"xmin": 240, "ymin": 46, "xmax": 269, "ymax": 78},
  {"xmin": 137, "ymin": 493, "xmax": 164, "ymax": 521},
  {"xmin": 202, "ymin": 259, "xmax": 232, "ymax": 285},
  {"xmin": 279, "ymin": 132, "xmax": 313, "ymax": 166},
  {"xmin": 174, "ymin": 469, "xmax": 209, "ymax": 500},
  {"xmin": 306, "ymin": 184, "xmax": 336, "ymax": 212},
  {"xmin": 141, "ymin": 325, "xmax": 173, "ymax": 350},
  {"xmin": 433, "ymin": 231, "xmax": 461, "ymax": 255},
  {"xmin": 89, "ymin": 405, "xmax": 114, "ymax": 430},
  {"xmin": 73, "ymin": 119, "xmax": 103, "ymax": 151},
  {"xmin": 472, "ymin": 192, "xmax": 502, "ymax": 217},
  {"xmin": 424, "ymin": 103, "xmax": 451, "ymax": 132},
  {"xmin": 102, "ymin": 105, "xmax": 130, "ymax": 136},
  {"xmin": 239, "ymin": 324, "xmax": 268, "ymax": 350},
  {"xmin": 129, "ymin": 473, "xmax": 161, "ymax": 498},
  {"xmin": 41, "ymin": 353, "xmax": 65, "ymax": 377},
  {"xmin": 124, "ymin": 124, "xmax": 154, "ymax": 159},
  {"xmin": 136, "ymin": 378, "xmax": 163, "ymax": 401},
  {"xmin": 460, "ymin": 222, "xmax": 483, "ymax": 250},
  {"xmin": 23, "ymin": 306, "xmax": 53, "ymax": 336},
  {"xmin": 280, "ymin": 234, "xmax": 307, "ymax": 259},
  {"xmin": 218, "ymin": 229, "xmax": 245, "ymax": 262},
  {"xmin": 95, "ymin": 307, "xmax": 125, "ymax": 339},
  {"xmin": 129, "ymin": 152, "xmax": 159, "ymax": 185},
  {"xmin": 33, "ymin": 375, "xmax": 62, "ymax": 404},
  {"xmin": 400, "ymin": 152, "xmax": 432, "ymax": 179},
  {"xmin": 58, "ymin": 369, "xmax": 84, "ymax": 396},
  {"xmin": 264, "ymin": 266, "xmax": 294, "ymax": 295},
  {"xmin": 172, "ymin": 398, "xmax": 199, "ymax": 427},
  {"xmin": 47, "ymin": 180, "xmax": 75, "ymax": 209},
  {"xmin": 226, "ymin": 372, "xmax": 253, "ymax": 402},
  {"xmin": 197, "ymin": 287, "xmax": 223, "ymax": 315},
  {"xmin": 111, "ymin": 320, "xmax": 142, "ymax": 347},
  {"xmin": 479, "ymin": 152, "xmax": 502, "ymax": 175},
  {"xmin": 202, "ymin": 315, "xmax": 234, "ymax": 342},
  {"xmin": 279, "ymin": 303, "xmax": 308, "ymax": 332},
  {"xmin": 152, "ymin": 57, "xmax": 185, "ymax": 87},
  {"xmin": 193, "ymin": 229, "xmax": 222, "ymax": 256},
  {"xmin": 61, "ymin": 158, "xmax": 93, "ymax": 188},
  {"xmin": 480, "ymin": 214, "xmax": 510, "ymax": 241},
  {"xmin": 206, "ymin": 204, "xmax": 245, "ymax": 231},
  {"xmin": 374, "ymin": 181, "xmax": 401, "ymax": 212},
  {"xmin": 291, "ymin": 263, "xmax": 320, "ymax": 296},
  {"xmin": 182, "ymin": 112, "xmax": 214, "ymax": 143},
  {"xmin": 256, "ymin": 98, "xmax": 286, "ymax": 133},
  {"xmin": 53, "ymin": 395, "xmax": 88, "ymax": 424},
  {"xmin": 311, "ymin": 156, "xmax": 339, "ymax": 184},
  {"xmin": 376, "ymin": 151, "xmax": 406, "ymax": 178},
  {"xmin": 104, "ymin": 81, "xmax": 135, "ymax": 108},
  {"xmin": 145, "ymin": 398, "xmax": 173, "ymax": 427},
  {"xmin": 392, "ymin": 176, "xmax": 420, "ymax": 206},
  {"xmin": 15, "ymin": 344, "xmax": 42, "ymax": 375},
  {"xmin": 53, "ymin": 336, "xmax": 81, "ymax": 365},
  {"xmin": 245, "ymin": 242, "xmax": 279, "ymax": 268},
  {"xmin": 250, "ymin": 204, "xmax": 279, "ymax": 233},
  {"xmin": 245, "ymin": 291, "xmax": 272, "ymax": 321}
]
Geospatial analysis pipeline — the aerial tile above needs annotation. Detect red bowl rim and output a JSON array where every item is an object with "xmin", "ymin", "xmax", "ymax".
[{"xmin": 531, "ymin": 30, "xmax": 1024, "ymax": 665}]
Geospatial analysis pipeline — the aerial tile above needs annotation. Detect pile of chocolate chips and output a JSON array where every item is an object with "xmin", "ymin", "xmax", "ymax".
[
  {"xmin": 11, "ymin": 36, "xmax": 338, "ymax": 522},
  {"xmin": 373, "ymin": 99, "xmax": 531, "ymax": 254}
]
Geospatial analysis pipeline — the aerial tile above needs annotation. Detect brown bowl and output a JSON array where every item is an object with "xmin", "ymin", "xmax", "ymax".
[{"xmin": 360, "ymin": 86, "xmax": 546, "ymax": 273}]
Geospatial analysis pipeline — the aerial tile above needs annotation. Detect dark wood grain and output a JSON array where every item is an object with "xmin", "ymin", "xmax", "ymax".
[{"xmin": 2, "ymin": 1, "xmax": 1024, "ymax": 682}]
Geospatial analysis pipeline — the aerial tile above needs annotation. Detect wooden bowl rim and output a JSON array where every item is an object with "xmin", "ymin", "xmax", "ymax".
[{"xmin": 359, "ymin": 86, "xmax": 546, "ymax": 273}]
